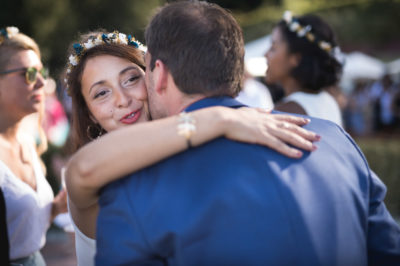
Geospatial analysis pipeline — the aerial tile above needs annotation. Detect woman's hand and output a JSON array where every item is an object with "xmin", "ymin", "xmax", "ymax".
[
  {"xmin": 51, "ymin": 189, "xmax": 68, "ymax": 221},
  {"xmin": 223, "ymin": 107, "xmax": 320, "ymax": 158}
]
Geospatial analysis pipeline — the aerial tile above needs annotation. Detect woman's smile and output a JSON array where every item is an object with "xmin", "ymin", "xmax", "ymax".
[{"xmin": 120, "ymin": 108, "xmax": 142, "ymax": 124}]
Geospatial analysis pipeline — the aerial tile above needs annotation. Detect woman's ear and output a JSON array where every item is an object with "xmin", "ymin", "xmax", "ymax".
[
  {"xmin": 89, "ymin": 113, "xmax": 98, "ymax": 124},
  {"xmin": 289, "ymin": 53, "xmax": 302, "ymax": 68}
]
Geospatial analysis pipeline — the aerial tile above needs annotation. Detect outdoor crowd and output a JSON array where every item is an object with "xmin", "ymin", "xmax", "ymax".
[
  {"xmin": 345, "ymin": 74, "xmax": 400, "ymax": 136},
  {"xmin": 1, "ymin": 1, "xmax": 400, "ymax": 265}
]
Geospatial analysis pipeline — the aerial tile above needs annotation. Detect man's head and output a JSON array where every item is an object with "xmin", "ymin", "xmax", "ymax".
[{"xmin": 144, "ymin": 1, "xmax": 244, "ymax": 118}]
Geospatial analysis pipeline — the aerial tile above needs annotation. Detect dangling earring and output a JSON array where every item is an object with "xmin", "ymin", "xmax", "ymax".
[{"xmin": 87, "ymin": 124, "xmax": 104, "ymax": 140}]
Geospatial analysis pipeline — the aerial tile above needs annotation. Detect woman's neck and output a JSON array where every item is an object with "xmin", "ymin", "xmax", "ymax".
[
  {"xmin": 0, "ymin": 115, "xmax": 22, "ymax": 143},
  {"xmin": 281, "ymin": 77, "xmax": 301, "ymax": 96}
]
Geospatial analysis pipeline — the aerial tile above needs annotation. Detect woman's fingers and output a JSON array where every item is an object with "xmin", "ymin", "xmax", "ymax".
[
  {"xmin": 275, "ymin": 121, "xmax": 321, "ymax": 142},
  {"xmin": 266, "ymin": 124, "xmax": 317, "ymax": 152},
  {"xmin": 259, "ymin": 135, "xmax": 304, "ymax": 158},
  {"xmin": 271, "ymin": 113, "xmax": 311, "ymax": 126}
]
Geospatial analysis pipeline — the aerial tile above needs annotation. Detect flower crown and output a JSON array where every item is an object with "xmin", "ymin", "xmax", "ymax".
[
  {"xmin": 65, "ymin": 31, "xmax": 146, "ymax": 85},
  {"xmin": 0, "ymin": 26, "xmax": 19, "ymax": 45},
  {"xmin": 282, "ymin": 11, "xmax": 344, "ymax": 64}
]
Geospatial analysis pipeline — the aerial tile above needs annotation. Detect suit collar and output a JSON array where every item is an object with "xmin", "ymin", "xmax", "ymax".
[{"xmin": 184, "ymin": 96, "xmax": 246, "ymax": 112}]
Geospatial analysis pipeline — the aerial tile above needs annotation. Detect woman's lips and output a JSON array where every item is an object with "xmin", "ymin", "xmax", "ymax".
[
  {"xmin": 120, "ymin": 109, "xmax": 141, "ymax": 124},
  {"xmin": 31, "ymin": 94, "xmax": 42, "ymax": 102}
]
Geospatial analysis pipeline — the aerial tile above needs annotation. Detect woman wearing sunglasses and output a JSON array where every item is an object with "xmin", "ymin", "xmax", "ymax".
[{"xmin": 0, "ymin": 27, "xmax": 67, "ymax": 265}]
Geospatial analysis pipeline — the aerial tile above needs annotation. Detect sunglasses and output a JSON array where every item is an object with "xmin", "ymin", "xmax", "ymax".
[{"xmin": 0, "ymin": 67, "xmax": 48, "ymax": 84}]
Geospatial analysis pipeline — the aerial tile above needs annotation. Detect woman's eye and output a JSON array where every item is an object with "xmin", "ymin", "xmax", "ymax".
[
  {"xmin": 94, "ymin": 90, "xmax": 108, "ymax": 99},
  {"xmin": 123, "ymin": 75, "xmax": 139, "ymax": 86}
]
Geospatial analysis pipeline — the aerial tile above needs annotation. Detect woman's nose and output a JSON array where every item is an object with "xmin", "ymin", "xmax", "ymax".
[
  {"xmin": 115, "ymin": 88, "xmax": 131, "ymax": 108},
  {"xmin": 265, "ymin": 50, "xmax": 271, "ymax": 60},
  {"xmin": 33, "ymin": 73, "xmax": 46, "ymax": 90}
]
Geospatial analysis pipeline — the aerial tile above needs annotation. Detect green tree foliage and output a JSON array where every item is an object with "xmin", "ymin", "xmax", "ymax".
[
  {"xmin": 1, "ymin": 0, "xmax": 161, "ymax": 76},
  {"xmin": 2, "ymin": 0, "xmax": 399, "ymax": 75}
]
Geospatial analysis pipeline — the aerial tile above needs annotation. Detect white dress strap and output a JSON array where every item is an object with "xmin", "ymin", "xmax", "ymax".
[{"xmin": 67, "ymin": 200, "xmax": 96, "ymax": 266}]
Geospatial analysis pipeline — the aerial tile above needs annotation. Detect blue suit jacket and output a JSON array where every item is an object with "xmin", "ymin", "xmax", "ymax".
[{"xmin": 96, "ymin": 97, "xmax": 400, "ymax": 265}]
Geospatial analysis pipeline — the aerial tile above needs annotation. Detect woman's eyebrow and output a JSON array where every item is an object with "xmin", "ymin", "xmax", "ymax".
[
  {"xmin": 119, "ymin": 66, "xmax": 139, "ymax": 76},
  {"xmin": 89, "ymin": 80, "xmax": 106, "ymax": 94}
]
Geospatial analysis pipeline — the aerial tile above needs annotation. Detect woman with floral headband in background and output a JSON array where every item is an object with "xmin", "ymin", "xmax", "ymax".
[
  {"xmin": 63, "ymin": 30, "xmax": 320, "ymax": 265},
  {"xmin": 265, "ymin": 11, "xmax": 344, "ymax": 126},
  {"xmin": 0, "ymin": 27, "xmax": 67, "ymax": 265}
]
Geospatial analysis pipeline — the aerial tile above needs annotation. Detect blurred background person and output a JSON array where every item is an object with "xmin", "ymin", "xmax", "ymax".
[
  {"xmin": 236, "ymin": 68, "xmax": 274, "ymax": 109},
  {"xmin": 0, "ymin": 27, "xmax": 67, "ymax": 265},
  {"xmin": 369, "ymin": 74, "xmax": 398, "ymax": 132},
  {"xmin": 345, "ymin": 80, "xmax": 373, "ymax": 136},
  {"xmin": 42, "ymin": 78, "xmax": 69, "ymax": 148},
  {"xmin": 265, "ymin": 11, "xmax": 343, "ymax": 127}
]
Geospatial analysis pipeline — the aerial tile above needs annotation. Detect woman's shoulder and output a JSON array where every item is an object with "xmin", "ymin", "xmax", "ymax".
[{"xmin": 274, "ymin": 100, "xmax": 307, "ymax": 115}]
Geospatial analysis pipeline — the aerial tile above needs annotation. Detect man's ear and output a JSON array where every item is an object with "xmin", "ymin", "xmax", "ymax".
[{"xmin": 153, "ymin": 59, "xmax": 169, "ymax": 95}]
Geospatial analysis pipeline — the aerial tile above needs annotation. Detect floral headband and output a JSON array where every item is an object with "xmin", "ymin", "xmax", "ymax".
[
  {"xmin": 282, "ymin": 11, "xmax": 344, "ymax": 64},
  {"xmin": 0, "ymin": 26, "xmax": 19, "ymax": 45},
  {"xmin": 65, "ymin": 31, "xmax": 146, "ymax": 86}
]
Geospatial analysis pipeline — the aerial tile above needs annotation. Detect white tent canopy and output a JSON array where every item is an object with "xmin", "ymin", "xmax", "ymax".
[
  {"xmin": 341, "ymin": 52, "xmax": 386, "ymax": 81},
  {"xmin": 387, "ymin": 58, "xmax": 400, "ymax": 75},
  {"xmin": 244, "ymin": 35, "xmax": 271, "ymax": 77},
  {"xmin": 340, "ymin": 52, "xmax": 386, "ymax": 93},
  {"xmin": 244, "ymin": 35, "xmax": 271, "ymax": 60}
]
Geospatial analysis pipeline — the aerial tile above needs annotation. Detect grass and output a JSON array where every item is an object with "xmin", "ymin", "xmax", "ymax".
[{"xmin": 355, "ymin": 137, "xmax": 400, "ymax": 218}]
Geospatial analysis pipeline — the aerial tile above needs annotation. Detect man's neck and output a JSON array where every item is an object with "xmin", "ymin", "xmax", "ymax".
[
  {"xmin": 178, "ymin": 95, "xmax": 208, "ymax": 113},
  {"xmin": 169, "ymin": 94, "xmax": 207, "ymax": 115}
]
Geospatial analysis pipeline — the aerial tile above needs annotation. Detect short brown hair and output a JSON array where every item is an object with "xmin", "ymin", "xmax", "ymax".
[
  {"xmin": 145, "ymin": 1, "xmax": 244, "ymax": 97},
  {"xmin": 65, "ymin": 31, "xmax": 145, "ymax": 152}
]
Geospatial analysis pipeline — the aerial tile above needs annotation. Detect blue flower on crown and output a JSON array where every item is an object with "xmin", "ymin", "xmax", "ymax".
[
  {"xmin": 73, "ymin": 43, "xmax": 84, "ymax": 56},
  {"xmin": 0, "ymin": 28, "xmax": 8, "ymax": 39},
  {"xmin": 128, "ymin": 35, "xmax": 139, "ymax": 48}
]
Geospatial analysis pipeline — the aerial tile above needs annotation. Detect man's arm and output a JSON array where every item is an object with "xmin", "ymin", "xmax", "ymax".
[{"xmin": 367, "ymin": 171, "xmax": 400, "ymax": 265}]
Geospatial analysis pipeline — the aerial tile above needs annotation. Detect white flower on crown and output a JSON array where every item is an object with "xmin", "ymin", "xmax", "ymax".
[
  {"xmin": 69, "ymin": 55, "xmax": 78, "ymax": 66},
  {"xmin": 94, "ymin": 36, "xmax": 102, "ymax": 45},
  {"xmin": 297, "ymin": 25, "xmax": 312, "ymax": 37},
  {"xmin": 319, "ymin": 41, "xmax": 332, "ymax": 51},
  {"xmin": 119, "ymin": 33, "xmax": 128, "ymax": 44},
  {"xmin": 289, "ymin": 21, "xmax": 300, "ymax": 32},
  {"xmin": 84, "ymin": 39, "xmax": 95, "ymax": 49},
  {"xmin": 66, "ymin": 68, "xmax": 71, "ymax": 73},
  {"xmin": 139, "ymin": 45, "xmax": 147, "ymax": 53},
  {"xmin": 7, "ymin": 26, "xmax": 19, "ymax": 35},
  {"xmin": 283, "ymin": 11, "xmax": 292, "ymax": 24},
  {"xmin": 332, "ymin": 46, "xmax": 345, "ymax": 64}
]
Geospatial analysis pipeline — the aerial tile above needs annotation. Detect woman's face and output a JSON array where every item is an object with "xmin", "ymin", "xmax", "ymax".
[
  {"xmin": 265, "ymin": 27, "xmax": 298, "ymax": 84},
  {"xmin": 81, "ymin": 55, "xmax": 149, "ymax": 132},
  {"xmin": 0, "ymin": 50, "xmax": 45, "ymax": 118}
]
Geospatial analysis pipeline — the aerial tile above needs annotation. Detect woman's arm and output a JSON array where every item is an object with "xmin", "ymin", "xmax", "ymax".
[{"xmin": 66, "ymin": 106, "xmax": 319, "ymax": 209}]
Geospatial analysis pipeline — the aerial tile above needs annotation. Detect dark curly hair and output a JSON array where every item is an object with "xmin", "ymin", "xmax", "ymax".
[{"xmin": 277, "ymin": 14, "xmax": 343, "ymax": 92}]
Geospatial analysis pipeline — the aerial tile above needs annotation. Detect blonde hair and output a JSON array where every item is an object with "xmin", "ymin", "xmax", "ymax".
[{"xmin": 0, "ymin": 28, "xmax": 48, "ymax": 156}]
